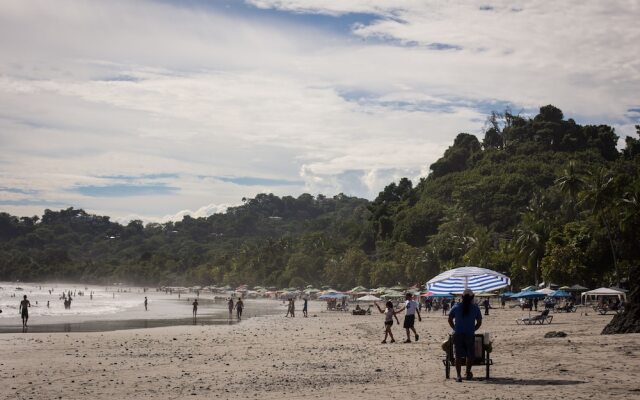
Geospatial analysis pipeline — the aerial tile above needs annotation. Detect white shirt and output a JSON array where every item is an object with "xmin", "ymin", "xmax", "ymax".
[
  {"xmin": 385, "ymin": 308, "xmax": 394, "ymax": 322},
  {"xmin": 405, "ymin": 300, "xmax": 418, "ymax": 316}
]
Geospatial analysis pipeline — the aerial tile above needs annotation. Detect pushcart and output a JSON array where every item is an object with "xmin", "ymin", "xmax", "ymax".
[{"xmin": 442, "ymin": 334, "xmax": 492, "ymax": 380}]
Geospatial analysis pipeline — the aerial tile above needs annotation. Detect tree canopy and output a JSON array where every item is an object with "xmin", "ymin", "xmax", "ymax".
[{"xmin": 1, "ymin": 105, "xmax": 639, "ymax": 291}]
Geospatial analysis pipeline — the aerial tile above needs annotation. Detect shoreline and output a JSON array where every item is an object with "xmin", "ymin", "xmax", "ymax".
[{"xmin": 0, "ymin": 281, "xmax": 286, "ymax": 333}]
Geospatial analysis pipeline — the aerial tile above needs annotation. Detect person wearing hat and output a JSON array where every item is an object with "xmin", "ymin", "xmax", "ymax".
[{"xmin": 448, "ymin": 289, "xmax": 482, "ymax": 382}]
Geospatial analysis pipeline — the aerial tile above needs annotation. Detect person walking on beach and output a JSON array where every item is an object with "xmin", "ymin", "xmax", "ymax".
[
  {"xmin": 448, "ymin": 289, "xmax": 482, "ymax": 382},
  {"xmin": 302, "ymin": 298, "xmax": 308, "ymax": 317},
  {"xmin": 285, "ymin": 298, "xmax": 295, "ymax": 317},
  {"xmin": 227, "ymin": 298, "xmax": 234, "ymax": 318},
  {"xmin": 285, "ymin": 298, "xmax": 292, "ymax": 317},
  {"xmin": 144, "ymin": 297, "xmax": 148, "ymax": 311},
  {"xmin": 442, "ymin": 298, "xmax": 450, "ymax": 315},
  {"xmin": 19, "ymin": 295, "xmax": 31, "ymax": 328},
  {"xmin": 374, "ymin": 301, "xmax": 400, "ymax": 343},
  {"xmin": 395, "ymin": 293, "xmax": 422, "ymax": 343},
  {"xmin": 235, "ymin": 298, "xmax": 244, "ymax": 320},
  {"xmin": 482, "ymin": 298, "xmax": 490, "ymax": 316},
  {"xmin": 192, "ymin": 299, "xmax": 198, "ymax": 318}
]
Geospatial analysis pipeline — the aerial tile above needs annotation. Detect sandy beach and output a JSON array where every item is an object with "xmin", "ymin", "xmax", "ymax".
[{"xmin": 1, "ymin": 301, "xmax": 638, "ymax": 400}]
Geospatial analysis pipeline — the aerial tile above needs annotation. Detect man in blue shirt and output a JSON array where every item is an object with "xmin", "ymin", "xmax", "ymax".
[{"xmin": 448, "ymin": 289, "xmax": 482, "ymax": 382}]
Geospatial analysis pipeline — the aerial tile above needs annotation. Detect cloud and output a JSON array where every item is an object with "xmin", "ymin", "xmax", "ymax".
[
  {"xmin": 0, "ymin": 0, "xmax": 637, "ymax": 220},
  {"xmin": 72, "ymin": 184, "xmax": 179, "ymax": 197},
  {"xmin": 113, "ymin": 202, "xmax": 230, "ymax": 225},
  {"xmin": 217, "ymin": 176, "xmax": 304, "ymax": 186}
]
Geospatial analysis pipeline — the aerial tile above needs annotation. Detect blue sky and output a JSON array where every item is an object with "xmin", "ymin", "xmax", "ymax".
[{"xmin": 0, "ymin": 0, "xmax": 638, "ymax": 222}]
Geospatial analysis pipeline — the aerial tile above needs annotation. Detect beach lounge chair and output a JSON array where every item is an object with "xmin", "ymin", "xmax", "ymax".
[
  {"xmin": 593, "ymin": 303, "xmax": 623, "ymax": 315},
  {"xmin": 555, "ymin": 304, "xmax": 576, "ymax": 313},
  {"xmin": 516, "ymin": 309, "xmax": 553, "ymax": 325},
  {"xmin": 442, "ymin": 334, "xmax": 492, "ymax": 380}
]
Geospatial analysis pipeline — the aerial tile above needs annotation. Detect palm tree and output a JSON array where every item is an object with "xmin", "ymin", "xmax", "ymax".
[
  {"xmin": 513, "ymin": 195, "xmax": 550, "ymax": 285},
  {"xmin": 580, "ymin": 167, "xmax": 620, "ymax": 285},
  {"xmin": 513, "ymin": 221, "xmax": 547, "ymax": 285},
  {"xmin": 555, "ymin": 161, "xmax": 585, "ymax": 218}
]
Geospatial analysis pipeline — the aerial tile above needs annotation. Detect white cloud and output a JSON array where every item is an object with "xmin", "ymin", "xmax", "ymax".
[{"xmin": 0, "ymin": 0, "xmax": 637, "ymax": 220}]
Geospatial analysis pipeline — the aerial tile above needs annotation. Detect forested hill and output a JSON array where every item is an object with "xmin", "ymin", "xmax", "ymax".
[{"xmin": 1, "ymin": 105, "xmax": 639, "ymax": 291}]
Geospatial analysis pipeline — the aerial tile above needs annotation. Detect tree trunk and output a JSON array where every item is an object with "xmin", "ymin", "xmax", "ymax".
[{"xmin": 602, "ymin": 215, "xmax": 620, "ymax": 287}]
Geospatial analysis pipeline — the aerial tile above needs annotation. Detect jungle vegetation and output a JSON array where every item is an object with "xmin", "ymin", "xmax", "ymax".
[{"xmin": 1, "ymin": 105, "xmax": 639, "ymax": 291}]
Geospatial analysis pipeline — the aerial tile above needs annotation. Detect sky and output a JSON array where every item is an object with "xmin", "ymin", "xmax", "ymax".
[{"xmin": 0, "ymin": 0, "xmax": 638, "ymax": 223}]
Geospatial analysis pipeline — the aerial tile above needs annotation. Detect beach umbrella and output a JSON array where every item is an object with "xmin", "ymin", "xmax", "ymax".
[
  {"xmin": 535, "ymin": 288, "xmax": 555, "ymax": 295},
  {"xmin": 318, "ymin": 292, "xmax": 347, "ymax": 300},
  {"xmin": 511, "ymin": 290, "xmax": 547, "ymax": 317},
  {"xmin": 500, "ymin": 291, "xmax": 515, "ymax": 298},
  {"xmin": 511, "ymin": 291, "xmax": 546, "ymax": 299},
  {"xmin": 356, "ymin": 294, "xmax": 381, "ymax": 302},
  {"xmin": 426, "ymin": 266, "xmax": 511, "ymax": 295},
  {"xmin": 380, "ymin": 291, "xmax": 405, "ymax": 299},
  {"xmin": 550, "ymin": 290, "xmax": 571, "ymax": 298},
  {"xmin": 350, "ymin": 286, "xmax": 368, "ymax": 293},
  {"xmin": 430, "ymin": 293, "xmax": 454, "ymax": 298}
]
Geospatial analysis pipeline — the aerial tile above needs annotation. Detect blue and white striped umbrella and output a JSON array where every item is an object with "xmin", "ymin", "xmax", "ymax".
[{"xmin": 426, "ymin": 266, "xmax": 511, "ymax": 295}]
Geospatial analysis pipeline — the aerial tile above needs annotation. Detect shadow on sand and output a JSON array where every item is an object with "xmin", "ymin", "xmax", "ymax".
[{"xmin": 484, "ymin": 377, "xmax": 587, "ymax": 386}]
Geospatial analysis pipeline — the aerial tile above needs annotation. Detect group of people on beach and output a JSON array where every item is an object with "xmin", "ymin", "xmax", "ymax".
[
  {"xmin": 374, "ymin": 293, "xmax": 422, "ymax": 344},
  {"xmin": 284, "ymin": 298, "xmax": 309, "ymax": 318},
  {"xmin": 227, "ymin": 297, "xmax": 244, "ymax": 320},
  {"xmin": 375, "ymin": 290, "xmax": 482, "ymax": 382},
  {"xmin": 143, "ymin": 295, "xmax": 245, "ymax": 321}
]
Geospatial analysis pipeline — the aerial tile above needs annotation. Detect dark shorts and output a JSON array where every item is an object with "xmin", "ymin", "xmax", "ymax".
[
  {"xmin": 453, "ymin": 333, "xmax": 475, "ymax": 359},
  {"xmin": 21, "ymin": 310, "xmax": 28, "ymax": 318},
  {"xmin": 403, "ymin": 315, "xmax": 415, "ymax": 329},
  {"xmin": 384, "ymin": 320, "xmax": 393, "ymax": 327}
]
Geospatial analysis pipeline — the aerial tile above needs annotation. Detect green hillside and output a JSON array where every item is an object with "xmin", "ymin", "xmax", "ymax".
[{"xmin": 1, "ymin": 105, "xmax": 639, "ymax": 290}]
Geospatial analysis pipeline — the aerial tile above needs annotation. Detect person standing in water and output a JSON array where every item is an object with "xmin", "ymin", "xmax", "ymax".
[
  {"xmin": 144, "ymin": 297, "xmax": 148, "ymax": 311},
  {"xmin": 235, "ymin": 298, "xmax": 244, "ymax": 320},
  {"xmin": 227, "ymin": 298, "xmax": 234, "ymax": 318},
  {"xmin": 19, "ymin": 295, "xmax": 31, "ymax": 329},
  {"xmin": 192, "ymin": 299, "xmax": 198, "ymax": 318}
]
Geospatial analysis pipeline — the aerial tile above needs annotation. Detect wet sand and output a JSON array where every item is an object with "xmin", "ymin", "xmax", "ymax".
[
  {"xmin": 0, "ymin": 298, "xmax": 280, "ymax": 333},
  {"xmin": 1, "ymin": 301, "xmax": 638, "ymax": 399}
]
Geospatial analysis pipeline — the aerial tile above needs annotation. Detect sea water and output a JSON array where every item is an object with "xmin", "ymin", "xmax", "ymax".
[{"xmin": 0, "ymin": 282, "xmax": 281, "ymax": 333}]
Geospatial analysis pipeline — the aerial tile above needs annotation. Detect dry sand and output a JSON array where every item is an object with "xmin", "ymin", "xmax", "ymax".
[{"xmin": 1, "ymin": 301, "xmax": 639, "ymax": 400}]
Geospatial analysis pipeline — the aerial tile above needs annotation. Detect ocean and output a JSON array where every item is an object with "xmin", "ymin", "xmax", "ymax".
[{"xmin": 0, "ymin": 282, "xmax": 281, "ymax": 333}]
